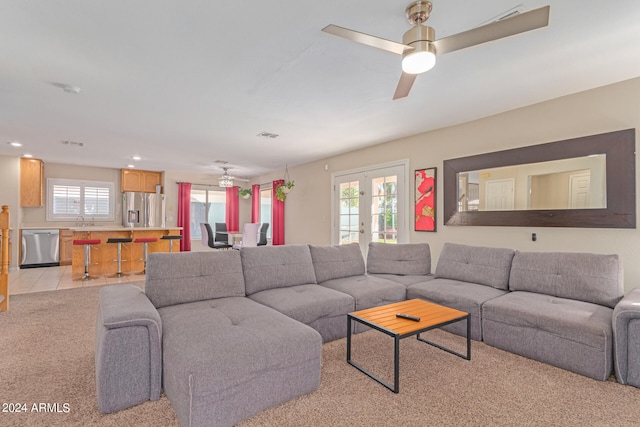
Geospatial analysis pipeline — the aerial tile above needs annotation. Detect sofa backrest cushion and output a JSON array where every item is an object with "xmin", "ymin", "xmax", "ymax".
[
  {"xmin": 145, "ymin": 251, "xmax": 245, "ymax": 309},
  {"xmin": 435, "ymin": 243, "xmax": 515, "ymax": 290},
  {"xmin": 366, "ymin": 242, "xmax": 431, "ymax": 276},
  {"xmin": 509, "ymin": 251, "xmax": 623, "ymax": 308},
  {"xmin": 309, "ymin": 243, "xmax": 365, "ymax": 283},
  {"xmin": 241, "ymin": 245, "xmax": 317, "ymax": 295}
]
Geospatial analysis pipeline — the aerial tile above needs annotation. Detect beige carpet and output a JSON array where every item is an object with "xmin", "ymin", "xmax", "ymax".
[{"xmin": 1, "ymin": 285, "xmax": 640, "ymax": 427}]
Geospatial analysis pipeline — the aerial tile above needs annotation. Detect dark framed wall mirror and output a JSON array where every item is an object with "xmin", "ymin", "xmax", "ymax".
[{"xmin": 443, "ymin": 128, "xmax": 636, "ymax": 228}]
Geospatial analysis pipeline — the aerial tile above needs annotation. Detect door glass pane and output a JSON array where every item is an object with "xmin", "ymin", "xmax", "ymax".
[
  {"xmin": 371, "ymin": 175, "xmax": 398, "ymax": 243},
  {"xmin": 339, "ymin": 181, "xmax": 359, "ymax": 245}
]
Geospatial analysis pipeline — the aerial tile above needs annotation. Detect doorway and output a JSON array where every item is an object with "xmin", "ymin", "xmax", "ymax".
[{"xmin": 332, "ymin": 161, "xmax": 409, "ymax": 254}]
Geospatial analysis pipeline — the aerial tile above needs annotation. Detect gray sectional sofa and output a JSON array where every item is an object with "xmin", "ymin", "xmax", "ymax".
[
  {"xmin": 96, "ymin": 241, "xmax": 640, "ymax": 427},
  {"xmin": 407, "ymin": 243, "xmax": 624, "ymax": 381}
]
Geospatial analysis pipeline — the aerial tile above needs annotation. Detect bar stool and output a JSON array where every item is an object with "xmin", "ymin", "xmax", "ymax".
[
  {"xmin": 73, "ymin": 239, "xmax": 101, "ymax": 280},
  {"xmin": 107, "ymin": 237, "xmax": 132, "ymax": 277},
  {"xmin": 160, "ymin": 234, "xmax": 183, "ymax": 252},
  {"xmin": 134, "ymin": 237, "xmax": 157, "ymax": 274}
]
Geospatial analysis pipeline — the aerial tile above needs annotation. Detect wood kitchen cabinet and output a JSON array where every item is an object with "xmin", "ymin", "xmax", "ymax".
[
  {"xmin": 20, "ymin": 158, "xmax": 44, "ymax": 207},
  {"xmin": 121, "ymin": 169, "xmax": 162, "ymax": 193},
  {"xmin": 59, "ymin": 229, "xmax": 73, "ymax": 266}
]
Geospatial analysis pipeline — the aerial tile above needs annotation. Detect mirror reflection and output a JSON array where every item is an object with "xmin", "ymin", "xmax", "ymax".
[{"xmin": 457, "ymin": 154, "xmax": 606, "ymax": 212}]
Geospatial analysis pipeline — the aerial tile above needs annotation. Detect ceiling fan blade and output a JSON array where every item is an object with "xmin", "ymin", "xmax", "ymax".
[
  {"xmin": 393, "ymin": 72, "xmax": 418, "ymax": 100},
  {"xmin": 322, "ymin": 24, "xmax": 411, "ymax": 55},
  {"xmin": 432, "ymin": 5, "xmax": 550, "ymax": 55}
]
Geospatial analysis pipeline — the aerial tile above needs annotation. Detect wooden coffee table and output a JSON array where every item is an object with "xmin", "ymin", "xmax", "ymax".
[{"xmin": 347, "ymin": 298, "xmax": 470, "ymax": 393}]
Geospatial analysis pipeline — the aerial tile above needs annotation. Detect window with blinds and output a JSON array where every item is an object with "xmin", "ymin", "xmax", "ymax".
[{"xmin": 46, "ymin": 178, "xmax": 115, "ymax": 221}]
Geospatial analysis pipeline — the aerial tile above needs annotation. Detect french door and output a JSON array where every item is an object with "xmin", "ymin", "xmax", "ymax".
[{"xmin": 332, "ymin": 161, "xmax": 408, "ymax": 254}]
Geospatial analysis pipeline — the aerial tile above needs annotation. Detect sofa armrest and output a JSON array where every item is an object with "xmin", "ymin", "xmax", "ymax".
[
  {"xmin": 613, "ymin": 287, "xmax": 640, "ymax": 386},
  {"xmin": 95, "ymin": 284, "xmax": 162, "ymax": 413}
]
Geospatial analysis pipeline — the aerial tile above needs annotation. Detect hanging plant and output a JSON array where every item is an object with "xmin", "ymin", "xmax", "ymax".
[
  {"xmin": 239, "ymin": 187, "xmax": 252, "ymax": 199},
  {"xmin": 276, "ymin": 180, "xmax": 294, "ymax": 201},
  {"xmin": 276, "ymin": 164, "xmax": 295, "ymax": 201}
]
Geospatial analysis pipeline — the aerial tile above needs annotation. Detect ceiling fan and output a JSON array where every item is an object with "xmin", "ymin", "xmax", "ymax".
[
  {"xmin": 218, "ymin": 167, "xmax": 249, "ymax": 188},
  {"xmin": 322, "ymin": 1, "xmax": 550, "ymax": 100}
]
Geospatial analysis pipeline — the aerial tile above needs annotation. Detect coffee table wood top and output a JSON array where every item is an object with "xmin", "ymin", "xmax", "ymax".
[{"xmin": 350, "ymin": 299, "xmax": 468, "ymax": 336}]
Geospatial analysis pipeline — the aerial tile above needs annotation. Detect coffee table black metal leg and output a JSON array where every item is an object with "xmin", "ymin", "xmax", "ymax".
[
  {"xmin": 416, "ymin": 314, "xmax": 471, "ymax": 361},
  {"xmin": 346, "ymin": 316, "xmax": 352, "ymax": 362},
  {"xmin": 346, "ymin": 315, "xmax": 400, "ymax": 393},
  {"xmin": 393, "ymin": 335, "xmax": 400, "ymax": 393}
]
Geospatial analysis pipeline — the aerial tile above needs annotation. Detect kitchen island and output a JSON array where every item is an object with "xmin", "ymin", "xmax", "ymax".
[{"xmin": 70, "ymin": 227, "xmax": 181, "ymax": 278}]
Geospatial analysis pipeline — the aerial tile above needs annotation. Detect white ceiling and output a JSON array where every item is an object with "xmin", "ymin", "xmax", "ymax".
[{"xmin": 1, "ymin": 1, "xmax": 639, "ymax": 179}]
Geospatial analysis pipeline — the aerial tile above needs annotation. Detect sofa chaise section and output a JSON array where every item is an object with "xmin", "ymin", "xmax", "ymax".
[
  {"xmin": 482, "ymin": 251, "xmax": 623, "ymax": 381},
  {"xmin": 241, "ymin": 244, "xmax": 354, "ymax": 343},
  {"xmin": 407, "ymin": 243, "xmax": 514, "ymax": 341},
  {"xmin": 159, "ymin": 296, "xmax": 321, "ymax": 427},
  {"xmin": 96, "ymin": 250, "xmax": 323, "ymax": 427}
]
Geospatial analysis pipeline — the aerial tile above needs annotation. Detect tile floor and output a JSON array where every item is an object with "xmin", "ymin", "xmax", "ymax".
[{"xmin": 7, "ymin": 265, "xmax": 145, "ymax": 295}]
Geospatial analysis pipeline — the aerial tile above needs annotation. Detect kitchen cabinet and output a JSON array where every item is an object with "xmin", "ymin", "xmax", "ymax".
[
  {"xmin": 20, "ymin": 158, "xmax": 44, "ymax": 207},
  {"xmin": 121, "ymin": 169, "xmax": 162, "ymax": 193},
  {"xmin": 59, "ymin": 229, "xmax": 73, "ymax": 266}
]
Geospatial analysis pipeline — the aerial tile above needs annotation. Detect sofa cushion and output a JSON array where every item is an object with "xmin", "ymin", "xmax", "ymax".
[
  {"xmin": 407, "ymin": 278, "xmax": 508, "ymax": 341},
  {"xmin": 309, "ymin": 243, "xmax": 365, "ymax": 283},
  {"xmin": 366, "ymin": 242, "xmax": 431, "ymax": 276},
  {"xmin": 319, "ymin": 275, "xmax": 407, "ymax": 311},
  {"xmin": 435, "ymin": 243, "xmax": 515, "ymax": 290},
  {"xmin": 145, "ymin": 251, "xmax": 245, "ymax": 309},
  {"xmin": 368, "ymin": 273, "xmax": 435, "ymax": 286},
  {"xmin": 248, "ymin": 284, "xmax": 354, "ymax": 342},
  {"xmin": 509, "ymin": 251, "xmax": 623, "ymax": 308},
  {"xmin": 482, "ymin": 291, "xmax": 614, "ymax": 380},
  {"xmin": 241, "ymin": 245, "xmax": 317, "ymax": 295}
]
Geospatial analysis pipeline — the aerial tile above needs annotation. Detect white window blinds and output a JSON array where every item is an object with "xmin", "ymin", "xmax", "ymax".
[{"xmin": 47, "ymin": 179, "xmax": 115, "ymax": 221}]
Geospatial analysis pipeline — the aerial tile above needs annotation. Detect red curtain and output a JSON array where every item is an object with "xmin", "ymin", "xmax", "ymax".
[
  {"xmin": 177, "ymin": 182, "xmax": 191, "ymax": 251},
  {"xmin": 251, "ymin": 184, "xmax": 260, "ymax": 223},
  {"xmin": 226, "ymin": 186, "xmax": 239, "ymax": 232},
  {"xmin": 272, "ymin": 180, "xmax": 285, "ymax": 245}
]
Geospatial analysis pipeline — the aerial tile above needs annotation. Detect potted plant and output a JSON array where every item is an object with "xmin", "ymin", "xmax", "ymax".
[
  {"xmin": 276, "ymin": 181, "xmax": 294, "ymax": 201},
  {"xmin": 239, "ymin": 187, "xmax": 252, "ymax": 199}
]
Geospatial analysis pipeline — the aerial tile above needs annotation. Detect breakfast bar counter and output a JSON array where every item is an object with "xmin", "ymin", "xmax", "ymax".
[{"xmin": 71, "ymin": 227, "xmax": 181, "ymax": 278}]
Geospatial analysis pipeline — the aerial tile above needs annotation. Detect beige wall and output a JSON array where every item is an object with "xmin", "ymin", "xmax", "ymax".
[{"xmin": 251, "ymin": 77, "xmax": 640, "ymax": 292}]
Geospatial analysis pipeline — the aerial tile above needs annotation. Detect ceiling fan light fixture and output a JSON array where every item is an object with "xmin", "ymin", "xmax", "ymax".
[
  {"xmin": 218, "ymin": 178, "xmax": 233, "ymax": 188},
  {"xmin": 402, "ymin": 43, "xmax": 436, "ymax": 74}
]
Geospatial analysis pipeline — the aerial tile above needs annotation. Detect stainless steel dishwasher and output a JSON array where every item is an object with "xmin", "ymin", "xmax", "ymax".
[{"xmin": 20, "ymin": 229, "xmax": 60, "ymax": 268}]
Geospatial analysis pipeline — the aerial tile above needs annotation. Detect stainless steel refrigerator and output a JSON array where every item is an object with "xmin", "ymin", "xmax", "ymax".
[{"xmin": 122, "ymin": 192, "xmax": 166, "ymax": 228}]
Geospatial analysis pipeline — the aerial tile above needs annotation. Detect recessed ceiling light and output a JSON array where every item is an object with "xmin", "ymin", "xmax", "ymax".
[
  {"xmin": 23, "ymin": 154, "xmax": 33, "ymax": 158},
  {"xmin": 127, "ymin": 164, "xmax": 135, "ymax": 168},
  {"xmin": 132, "ymin": 155, "xmax": 142, "ymax": 161},
  {"xmin": 8, "ymin": 141, "xmax": 22, "ymax": 147}
]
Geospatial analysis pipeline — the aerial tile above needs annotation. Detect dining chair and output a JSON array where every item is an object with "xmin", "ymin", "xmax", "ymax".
[
  {"xmin": 257, "ymin": 223, "xmax": 269, "ymax": 246},
  {"xmin": 233, "ymin": 223, "xmax": 260, "ymax": 250},
  {"xmin": 200, "ymin": 223, "xmax": 213, "ymax": 248},
  {"xmin": 213, "ymin": 222, "xmax": 232, "ymax": 250}
]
